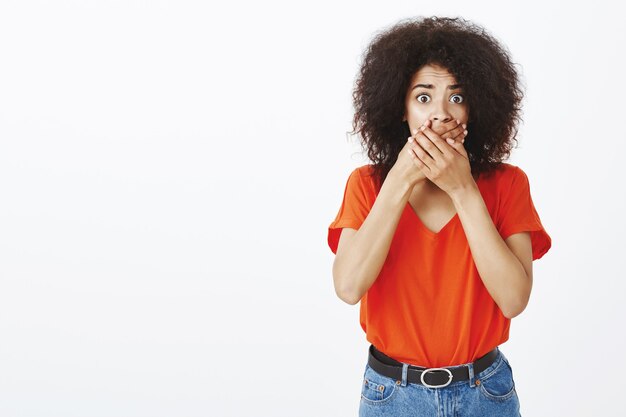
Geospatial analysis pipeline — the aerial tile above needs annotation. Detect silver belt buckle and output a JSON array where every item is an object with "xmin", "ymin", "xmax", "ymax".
[{"xmin": 420, "ymin": 367, "xmax": 453, "ymax": 388}]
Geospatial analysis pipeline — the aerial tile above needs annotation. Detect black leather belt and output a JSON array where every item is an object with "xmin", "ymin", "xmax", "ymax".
[{"xmin": 368, "ymin": 344, "xmax": 498, "ymax": 388}]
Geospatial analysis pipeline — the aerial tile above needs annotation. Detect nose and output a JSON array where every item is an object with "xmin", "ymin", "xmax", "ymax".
[
  {"xmin": 431, "ymin": 101, "xmax": 454, "ymax": 126},
  {"xmin": 431, "ymin": 114, "xmax": 453, "ymax": 125}
]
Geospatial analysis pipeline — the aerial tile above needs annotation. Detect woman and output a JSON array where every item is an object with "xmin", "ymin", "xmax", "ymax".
[{"xmin": 327, "ymin": 16, "xmax": 552, "ymax": 416}]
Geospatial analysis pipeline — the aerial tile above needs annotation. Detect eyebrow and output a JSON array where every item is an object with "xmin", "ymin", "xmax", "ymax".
[{"xmin": 412, "ymin": 84, "xmax": 463, "ymax": 91}]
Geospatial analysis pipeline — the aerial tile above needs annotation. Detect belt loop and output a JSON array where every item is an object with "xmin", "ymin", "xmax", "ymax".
[
  {"xmin": 467, "ymin": 361, "xmax": 475, "ymax": 388},
  {"xmin": 401, "ymin": 363, "xmax": 409, "ymax": 387}
]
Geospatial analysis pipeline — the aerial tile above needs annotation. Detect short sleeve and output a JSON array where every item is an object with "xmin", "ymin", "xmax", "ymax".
[
  {"xmin": 499, "ymin": 166, "xmax": 552, "ymax": 260},
  {"xmin": 327, "ymin": 167, "xmax": 372, "ymax": 254}
]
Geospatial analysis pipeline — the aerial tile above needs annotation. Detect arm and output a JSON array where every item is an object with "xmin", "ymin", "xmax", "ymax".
[
  {"xmin": 450, "ymin": 183, "xmax": 534, "ymax": 318},
  {"xmin": 408, "ymin": 121, "xmax": 536, "ymax": 319},
  {"xmin": 333, "ymin": 120, "xmax": 467, "ymax": 305},
  {"xmin": 333, "ymin": 170, "xmax": 412, "ymax": 305}
]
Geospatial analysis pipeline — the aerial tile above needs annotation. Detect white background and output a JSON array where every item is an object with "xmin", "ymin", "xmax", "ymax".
[{"xmin": 0, "ymin": 1, "xmax": 624, "ymax": 416}]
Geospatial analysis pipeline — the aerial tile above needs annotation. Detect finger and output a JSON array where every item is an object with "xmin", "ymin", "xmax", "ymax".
[
  {"xmin": 438, "ymin": 120, "xmax": 464, "ymax": 140},
  {"xmin": 443, "ymin": 128, "xmax": 467, "ymax": 145},
  {"xmin": 439, "ymin": 119, "xmax": 462, "ymax": 136},
  {"xmin": 418, "ymin": 124, "xmax": 448, "ymax": 155},
  {"xmin": 427, "ymin": 122, "xmax": 468, "ymax": 148},
  {"xmin": 429, "ymin": 119, "xmax": 460, "ymax": 136},
  {"xmin": 409, "ymin": 138, "xmax": 436, "ymax": 167},
  {"xmin": 450, "ymin": 123, "xmax": 468, "ymax": 143},
  {"xmin": 445, "ymin": 126, "xmax": 468, "ymax": 147},
  {"xmin": 445, "ymin": 136, "xmax": 469, "ymax": 157},
  {"xmin": 447, "ymin": 123, "xmax": 466, "ymax": 141},
  {"xmin": 408, "ymin": 147, "xmax": 431, "ymax": 174},
  {"xmin": 413, "ymin": 130, "xmax": 441, "ymax": 161},
  {"xmin": 411, "ymin": 121, "xmax": 429, "ymax": 138}
]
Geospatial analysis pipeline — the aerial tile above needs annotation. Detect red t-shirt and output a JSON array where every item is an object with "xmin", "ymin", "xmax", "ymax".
[{"xmin": 327, "ymin": 163, "xmax": 552, "ymax": 367}]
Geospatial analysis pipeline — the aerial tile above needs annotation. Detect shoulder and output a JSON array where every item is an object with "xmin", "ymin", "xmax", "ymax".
[
  {"xmin": 474, "ymin": 163, "xmax": 531, "ymax": 203},
  {"xmin": 353, "ymin": 164, "xmax": 375, "ymax": 177},
  {"xmin": 498, "ymin": 163, "xmax": 532, "ymax": 188},
  {"xmin": 347, "ymin": 164, "xmax": 376, "ymax": 186},
  {"xmin": 493, "ymin": 162, "xmax": 519, "ymax": 176},
  {"xmin": 479, "ymin": 162, "xmax": 524, "ymax": 186},
  {"xmin": 343, "ymin": 164, "xmax": 378, "ymax": 200}
]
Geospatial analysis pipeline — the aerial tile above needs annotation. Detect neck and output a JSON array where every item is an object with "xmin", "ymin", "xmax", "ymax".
[{"xmin": 412, "ymin": 178, "xmax": 444, "ymax": 195}]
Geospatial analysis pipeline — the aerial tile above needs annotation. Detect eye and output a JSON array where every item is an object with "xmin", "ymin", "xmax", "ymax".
[
  {"xmin": 450, "ymin": 93, "xmax": 464, "ymax": 104},
  {"xmin": 416, "ymin": 94, "xmax": 430, "ymax": 103}
]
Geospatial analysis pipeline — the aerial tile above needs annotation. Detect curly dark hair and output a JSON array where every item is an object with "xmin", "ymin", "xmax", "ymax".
[{"xmin": 350, "ymin": 16, "xmax": 524, "ymax": 190}]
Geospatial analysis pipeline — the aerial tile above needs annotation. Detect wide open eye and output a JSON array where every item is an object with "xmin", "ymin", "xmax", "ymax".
[
  {"xmin": 450, "ymin": 94, "xmax": 464, "ymax": 104},
  {"xmin": 416, "ymin": 94, "xmax": 430, "ymax": 103}
]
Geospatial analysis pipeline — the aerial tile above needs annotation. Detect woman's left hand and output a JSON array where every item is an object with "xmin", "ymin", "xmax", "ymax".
[{"xmin": 408, "ymin": 119, "xmax": 475, "ymax": 197}]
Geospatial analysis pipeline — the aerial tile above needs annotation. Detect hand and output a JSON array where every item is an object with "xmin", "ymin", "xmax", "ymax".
[
  {"xmin": 407, "ymin": 119, "xmax": 474, "ymax": 196},
  {"xmin": 391, "ymin": 119, "xmax": 467, "ymax": 187}
]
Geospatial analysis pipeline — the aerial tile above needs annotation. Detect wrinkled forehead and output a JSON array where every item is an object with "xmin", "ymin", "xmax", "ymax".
[{"xmin": 410, "ymin": 64, "xmax": 458, "ymax": 84}]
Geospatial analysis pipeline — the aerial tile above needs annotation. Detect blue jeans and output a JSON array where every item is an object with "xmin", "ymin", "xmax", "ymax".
[{"xmin": 359, "ymin": 347, "xmax": 521, "ymax": 417}]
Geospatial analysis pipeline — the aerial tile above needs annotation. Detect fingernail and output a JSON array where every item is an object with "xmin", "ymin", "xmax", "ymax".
[
  {"xmin": 412, "ymin": 129, "xmax": 417, "ymax": 134},
  {"xmin": 463, "ymin": 130, "xmax": 468, "ymax": 135},
  {"xmin": 408, "ymin": 136, "xmax": 414, "ymax": 142},
  {"xmin": 456, "ymin": 119, "xmax": 461, "ymax": 125},
  {"xmin": 447, "ymin": 138, "xmax": 454, "ymax": 144},
  {"xmin": 462, "ymin": 123, "xmax": 467, "ymax": 129}
]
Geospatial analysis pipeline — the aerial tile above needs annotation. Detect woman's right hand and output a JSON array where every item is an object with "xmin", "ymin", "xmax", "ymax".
[{"xmin": 390, "ymin": 119, "xmax": 467, "ymax": 187}]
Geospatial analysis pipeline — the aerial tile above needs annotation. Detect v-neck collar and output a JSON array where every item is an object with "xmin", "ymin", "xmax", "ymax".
[
  {"xmin": 404, "ymin": 203, "xmax": 459, "ymax": 239},
  {"xmin": 403, "ymin": 174, "xmax": 484, "ymax": 239}
]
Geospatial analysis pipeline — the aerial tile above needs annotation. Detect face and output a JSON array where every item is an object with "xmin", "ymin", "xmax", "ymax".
[{"xmin": 403, "ymin": 63, "xmax": 469, "ymax": 134}]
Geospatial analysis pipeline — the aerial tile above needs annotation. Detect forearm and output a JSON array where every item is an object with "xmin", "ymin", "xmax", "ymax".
[
  {"xmin": 333, "ymin": 171, "xmax": 413, "ymax": 305},
  {"xmin": 450, "ymin": 182, "xmax": 530, "ymax": 318}
]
